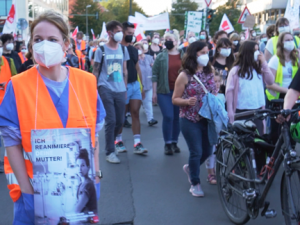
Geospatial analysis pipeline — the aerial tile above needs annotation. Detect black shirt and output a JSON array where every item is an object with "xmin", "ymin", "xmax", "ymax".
[
  {"xmin": 18, "ymin": 59, "xmax": 34, "ymax": 73},
  {"xmin": 3, "ymin": 51, "xmax": 22, "ymax": 72},
  {"xmin": 210, "ymin": 58, "xmax": 227, "ymax": 70},
  {"xmin": 148, "ymin": 45, "xmax": 162, "ymax": 57},
  {"xmin": 126, "ymin": 45, "xmax": 139, "ymax": 84},
  {"xmin": 289, "ymin": 69, "xmax": 300, "ymax": 92}
]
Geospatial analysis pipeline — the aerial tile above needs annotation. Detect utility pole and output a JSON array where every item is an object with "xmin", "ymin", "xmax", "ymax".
[
  {"xmin": 129, "ymin": 0, "xmax": 133, "ymax": 16},
  {"xmin": 86, "ymin": 5, "xmax": 91, "ymax": 41}
]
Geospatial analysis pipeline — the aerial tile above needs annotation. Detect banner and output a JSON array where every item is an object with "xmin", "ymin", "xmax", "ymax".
[
  {"xmin": 285, "ymin": 0, "xmax": 299, "ymax": 31},
  {"xmin": 91, "ymin": 28, "xmax": 96, "ymax": 40},
  {"xmin": 72, "ymin": 26, "xmax": 78, "ymax": 39},
  {"xmin": 184, "ymin": 11, "xmax": 203, "ymax": 39},
  {"xmin": 219, "ymin": 14, "xmax": 234, "ymax": 34},
  {"xmin": 2, "ymin": 0, "xmax": 17, "ymax": 35},
  {"xmin": 100, "ymin": 22, "xmax": 108, "ymax": 40},
  {"xmin": 129, "ymin": 12, "xmax": 170, "ymax": 31},
  {"xmin": 31, "ymin": 128, "xmax": 98, "ymax": 225}
]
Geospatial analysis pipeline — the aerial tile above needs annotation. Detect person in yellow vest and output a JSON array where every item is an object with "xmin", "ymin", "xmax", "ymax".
[
  {"xmin": 0, "ymin": 10, "xmax": 106, "ymax": 224},
  {"xmin": 265, "ymin": 17, "xmax": 300, "ymax": 61},
  {"xmin": 266, "ymin": 31, "xmax": 300, "ymax": 144}
]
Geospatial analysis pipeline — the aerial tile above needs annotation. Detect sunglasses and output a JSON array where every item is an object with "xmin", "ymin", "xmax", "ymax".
[{"xmin": 165, "ymin": 30, "xmax": 174, "ymax": 34}]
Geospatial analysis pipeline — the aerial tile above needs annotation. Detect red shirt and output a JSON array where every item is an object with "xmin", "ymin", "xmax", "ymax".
[{"xmin": 168, "ymin": 54, "xmax": 181, "ymax": 90}]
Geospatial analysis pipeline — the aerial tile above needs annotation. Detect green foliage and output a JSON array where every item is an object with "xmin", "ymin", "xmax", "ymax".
[
  {"xmin": 69, "ymin": 0, "xmax": 147, "ymax": 38},
  {"xmin": 209, "ymin": 1, "xmax": 242, "ymax": 36},
  {"xmin": 170, "ymin": 0, "xmax": 198, "ymax": 31}
]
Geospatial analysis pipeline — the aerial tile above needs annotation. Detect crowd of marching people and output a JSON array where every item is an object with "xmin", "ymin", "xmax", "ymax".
[{"xmin": 1, "ymin": 9, "xmax": 300, "ymax": 223}]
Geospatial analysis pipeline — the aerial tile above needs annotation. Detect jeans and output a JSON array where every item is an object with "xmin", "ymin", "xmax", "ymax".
[
  {"xmin": 181, "ymin": 118, "xmax": 213, "ymax": 185},
  {"xmin": 157, "ymin": 91, "xmax": 180, "ymax": 143},
  {"xmin": 142, "ymin": 89, "xmax": 153, "ymax": 122},
  {"xmin": 13, "ymin": 193, "xmax": 34, "ymax": 225},
  {"xmin": 98, "ymin": 86, "xmax": 126, "ymax": 155}
]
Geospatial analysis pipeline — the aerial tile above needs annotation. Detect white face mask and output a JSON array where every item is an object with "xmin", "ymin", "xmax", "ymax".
[
  {"xmin": 241, "ymin": 37, "xmax": 245, "ymax": 41},
  {"xmin": 188, "ymin": 37, "xmax": 196, "ymax": 44},
  {"xmin": 33, "ymin": 40, "xmax": 64, "ymax": 68},
  {"xmin": 220, "ymin": 48, "xmax": 231, "ymax": 57},
  {"xmin": 113, "ymin": 32, "xmax": 123, "ymax": 42},
  {"xmin": 152, "ymin": 38, "xmax": 160, "ymax": 45},
  {"xmin": 21, "ymin": 49, "xmax": 27, "ymax": 53},
  {"xmin": 99, "ymin": 42, "xmax": 105, "ymax": 46},
  {"xmin": 261, "ymin": 37, "xmax": 267, "ymax": 42},
  {"xmin": 232, "ymin": 41, "xmax": 238, "ymax": 46},
  {"xmin": 6, "ymin": 43, "xmax": 14, "ymax": 51},
  {"xmin": 252, "ymin": 32, "xmax": 257, "ymax": 37},
  {"xmin": 138, "ymin": 49, "xmax": 142, "ymax": 55},
  {"xmin": 254, "ymin": 50, "xmax": 260, "ymax": 61},
  {"xmin": 143, "ymin": 43, "xmax": 149, "ymax": 51},
  {"xmin": 278, "ymin": 26, "xmax": 290, "ymax": 34},
  {"xmin": 17, "ymin": 38, "xmax": 22, "ymax": 42},
  {"xmin": 0, "ymin": 47, "xmax": 3, "ymax": 57},
  {"xmin": 197, "ymin": 54, "xmax": 209, "ymax": 67},
  {"xmin": 284, "ymin": 40, "xmax": 295, "ymax": 52}
]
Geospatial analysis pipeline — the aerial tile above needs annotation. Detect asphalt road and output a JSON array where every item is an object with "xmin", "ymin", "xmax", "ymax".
[{"xmin": 0, "ymin": 105, "xmax": 285, "ymax": 225}]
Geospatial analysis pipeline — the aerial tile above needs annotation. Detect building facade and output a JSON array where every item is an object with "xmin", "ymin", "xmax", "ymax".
[{"xmin": 0, "ymin": 0, "xmax": 68, "ymax": 38}]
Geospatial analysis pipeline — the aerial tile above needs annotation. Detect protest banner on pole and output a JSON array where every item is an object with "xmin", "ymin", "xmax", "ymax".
[
  {"xmin": 100, "ymin": 22, "xmax": 108, "ymax": 40},
  {"xmin": 219, "ymin": 14, "xmax": 234, "ymax": 34},
  {"xmin": 184, "ymin": 11, "xmax": 203, "ymax": 39},
  {"xmin": 72, "ymin": 26, "xmax": 78, "ymax": 39},
  {"xmin": 3, "ymin": 0, "xmax": 17, "ymax": 35},
  {"xmin": 129, "ymin": 12, "xmax": 170, "ymax": 31},
  {"xmin": 285, "ymin": 0, "xmax": 299, "ymax": 31}
]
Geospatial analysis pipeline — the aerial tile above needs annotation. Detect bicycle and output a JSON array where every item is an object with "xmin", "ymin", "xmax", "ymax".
[{"xmin": 216, "ymin": 102, "xmax": 300, "ymax": 225}]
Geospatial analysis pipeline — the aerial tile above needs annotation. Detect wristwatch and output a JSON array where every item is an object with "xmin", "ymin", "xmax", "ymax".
[{"xmin": 96, "ymin": 170, "xmax": 103, "ymax": 179}]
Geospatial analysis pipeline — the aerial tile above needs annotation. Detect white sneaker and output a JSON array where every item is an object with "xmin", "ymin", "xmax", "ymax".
[
  {"xmin": 189, "ymin": 184, "xmax": 204, "ymax": 197},
  {"xmin": 106, "ymin": 152, "xmax": 121, "ymax": 164}
]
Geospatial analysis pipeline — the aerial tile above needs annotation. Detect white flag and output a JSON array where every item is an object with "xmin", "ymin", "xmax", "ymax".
[
  {"xmin": 100, "ymin": 22, "xmax": 108, "ymax": 40},
  {"xmin": 219, "ymin": 14, "xmax": 234, "ymax": 34},
  {"xmin": 284, "ymin": 0, "xmax": 299, "ymax": 31},
  {"xmin": 3, "ymin": 0, "xmax": 18, "ymax": 35}
]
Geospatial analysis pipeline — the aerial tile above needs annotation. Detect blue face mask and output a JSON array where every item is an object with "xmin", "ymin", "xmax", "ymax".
[{"xmin": 199, "ymin": 35, "xmax": 206, "ymax": 40}]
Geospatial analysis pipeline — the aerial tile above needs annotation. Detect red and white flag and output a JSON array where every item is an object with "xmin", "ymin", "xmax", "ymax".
[
  {"xmin": 133, "ymin": 23, "xmax": 146, "ymax": 42},
  {"xmin": 2, "ymin": 0, "xmax": 18, "ymax": 35},
  {"xmin": 219, "ymin": 14, "xmax": 234, "ymax": 34},
  {"xmin": 72, "ymin": 26, "xmax": 78, "ymax": 39},
  {"xmin": 91, "ymin": 29, "xmax": 96, "ymax": 40},
  {"xmin": 245, "ymin": 28, "xmax": 250, "ymax": 40}
]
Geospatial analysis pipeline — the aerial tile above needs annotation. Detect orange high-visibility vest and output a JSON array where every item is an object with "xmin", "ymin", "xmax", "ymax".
[
  {"xmin": 183, "ymin": 42, "xmax": 189, "ymax": 47},
  {"xmin": 18, "ymin": 52, "xmax": 26, "ymax": 64},
  {"xmin": 75, "ymin": 49, "xmax": 84, "ymax": 70},
  {"xmin": 0, "ymin": 56, "xmax": 12, "ymax": 104},
  {"xmin": 5, "ymin": 66, "xmax": 97, "ymax": 202},
  {"xmin": 76, "ymin": 40, "xmax": 86, "ymax": 51}
]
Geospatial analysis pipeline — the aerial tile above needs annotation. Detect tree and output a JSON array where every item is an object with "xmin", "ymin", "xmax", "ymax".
[
  {"xmin": 170, "ymin": 0, "xmax": 198, "ymax": 31},
  {"xmin": 208, "ymin": 1, "xmax": 242, "ymax": 36}
]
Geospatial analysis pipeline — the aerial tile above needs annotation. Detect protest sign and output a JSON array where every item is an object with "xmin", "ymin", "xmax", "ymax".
[{"xmin": 184, "ymin": 11, "xmax": 203, "ymax": 39}]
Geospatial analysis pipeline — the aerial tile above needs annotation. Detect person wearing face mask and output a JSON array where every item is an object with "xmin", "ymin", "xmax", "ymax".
[
  {"xmin": 15, "ymin": 34, "xmax": 24, "ymax": 53},
  {"xmin": 259, "ymin": 33, "xmax": 268, "ymax": 53},
  {"xmin": 266, "ymin": 32, "xmax": 300, "ymax": 144},
  {"xmin": 115, "ymin": 21, "xmax": 148, "ymax": 156},
  {"xmin": 62, "ymin": 38, "xmax": 80, "ymax": 69},
  {"xmin": 180, "ymin": 31, "xmax": 196, "ymax": 53},
  {"xmin": 1, "ymin": 34, "xmax": 22, "ymax": 72},
  {"xmin": 134, "ymin": 42, "xmax": 158, "ymax": 126},
  {"xmin": 17, "ymin": 42, "xmax": 34, "ymax": 74},
  {"xmin": 240, "ymin": 32, "xmax": 246, "ymax": 42},
  {"xmin": 75, "ymin": 31, "xmax": 86, "ymax": 70},
  {"xmin": 141, "ymin": 39, "xmax": 150, "ymax": 54},
  {"xmin": 226, "ymin": 41, "xmax": 274, "ymax": 135},
  {"xmin": 211, "ymin": 38, "xmax": 234, "ymax": 73},
  {"xmin": 152, "ymin": 29, "xmax": 184, "ymax": 155},
  {"xmin": 0, "ymin": 11, "xmax": 106, "ymax": 224},
  {"xmin": 265, "ymin": 17, "xmax": 300, "ymax": 61},
  {"xmin": 249, "ymin": 30, "xmax": 257, "ymax": 41},
  {"xmin": 149, "ymin": 32, "xmax": 162, "ymax": 59},
  {"xmin": 199, "ymin": 30, "xmax": 213, "ymax": 50},
  {"xmin": 229, "ymin": 33, "xmax": 241, "ymax": 55},
  {"xmin": 172, "ymin": 41, "xmax": 218, "ymax": 197},
  {"xmin": 93, "ymin": 20, "xmax": 130, "ymax": 164},
  {"xmin": 18, "ymin": 43, "xmax": 28, "ymax": 64}
]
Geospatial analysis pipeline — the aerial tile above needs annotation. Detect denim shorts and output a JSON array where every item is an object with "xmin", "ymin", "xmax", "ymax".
[{"xmin": 126, "ymin": 81, "xmax": 142, "ymax": 104}]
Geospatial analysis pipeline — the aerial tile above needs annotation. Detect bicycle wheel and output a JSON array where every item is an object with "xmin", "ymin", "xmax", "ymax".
[
  {"xmin": 216, "ymin": 142, "xmax": 255, "ymax": 225},
  {"xmin": 281, "ymin": 168, "xmax": 300, "ymax": 224}
]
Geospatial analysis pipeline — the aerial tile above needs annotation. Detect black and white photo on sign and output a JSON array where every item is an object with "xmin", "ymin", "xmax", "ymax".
[{"xmin": 31, "ymin": 128, "xmax": 98, "ymax": 225}]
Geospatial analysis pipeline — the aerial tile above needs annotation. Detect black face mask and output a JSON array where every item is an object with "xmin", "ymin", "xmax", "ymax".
[
  {"xmin": 165, "ymin": 40, "xmax": 174, "ymax": 50},
  {"xmin": 125, "ymin": 35, "xmax": 133, "ymax": 43}
]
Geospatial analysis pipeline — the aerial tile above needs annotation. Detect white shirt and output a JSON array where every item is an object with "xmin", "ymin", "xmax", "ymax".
[
  {"xmin": 237, "ymin": 70, "xmax": 265, "ymax": 110},
  {"xmin": 268, "ymin": 56, "xmax": 293, "ymax": 88},
  {"xmin": 265, "ymin": 38, "xmax": 275, "ymax": 55}
]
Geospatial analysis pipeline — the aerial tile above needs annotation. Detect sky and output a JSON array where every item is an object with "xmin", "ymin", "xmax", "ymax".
[{"xmin": 134, "ymin": 0, "xmax": 172, "ymax": 16}]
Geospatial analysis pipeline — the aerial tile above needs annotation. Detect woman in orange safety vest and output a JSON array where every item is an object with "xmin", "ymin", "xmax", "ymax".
[{"xmin": 0, "ymin": 10, "xmax": 106, "ymax": 224}]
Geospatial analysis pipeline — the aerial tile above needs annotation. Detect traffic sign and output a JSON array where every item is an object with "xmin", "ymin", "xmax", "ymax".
[
  {"xmin": 205, "ymin": 0, "xmax": 212, "ymax": 7},
  {"xmin": 238, "ymin": 6, "xmax": 251, "ymax": 24}
]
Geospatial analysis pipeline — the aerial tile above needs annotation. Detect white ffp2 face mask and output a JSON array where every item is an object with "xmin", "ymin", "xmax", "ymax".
[
  {"xmin": 33, "ymin": 40, "xmax": 64, "ymax": 68},
  {"xmin": 220, "ymin": 48, "xmax": 231, "ymax": 57},
  {"xmin": 143, "ymin": 44, "xmax": 149, "ymax": 51},
  {"xmin": 284, "ymin": 40, "xmax": 295, "ymax": 52},
  {"xmin": 188, "ymin": 37, "xmax": 196, "ymax": 44},
  {"xmin": 232, "ymin": 41, "xmax": 238, "ymax": 46},
  {"xmin": 113, "ymin": 32, "xmax": 123, "ymax": 42},
  {"xmin": 254, "ymin": 50, "xmax": 260, "ymax": 61},
  {"xmin": 278, "ymin": 26, "xmax": 290, "ymax": 34},
  {"xmin": 197, "ymin": 54, "xmax": 209, "ymax": 67},
  {"xmin": 6, "ymin": 43, "xmax": 14, "ymax": 51},
  {"xmin": 152, "ymin": 38, "xmax": 160, "ymax": 45}
]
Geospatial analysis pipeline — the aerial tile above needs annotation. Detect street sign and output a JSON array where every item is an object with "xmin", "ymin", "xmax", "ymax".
[
  {"xmin": 238, "ymin": 6, "xmax": 251, "ymax": 24},
  {"xmin": 205, "ymin": 0, "xmax": 212, "ymax": 7}
]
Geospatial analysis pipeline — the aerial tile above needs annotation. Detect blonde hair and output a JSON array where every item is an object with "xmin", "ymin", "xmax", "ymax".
[
  {"xmin": 229, "ymin": 33, "xmax": 240, "ymax": 42},
  {"xmin": 164, "ymin": 29, "xmax": 180, "ymax": 43},
  {"xmin": 30, "ymin": 10, "xmax": 69, "ymax": 44},
  {"xmin": 133, "ymin": 41, "xmax": 144, "ymax": 50}
]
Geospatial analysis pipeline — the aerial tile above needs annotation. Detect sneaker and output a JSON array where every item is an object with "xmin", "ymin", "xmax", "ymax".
[
  {"xmin": 148, "ymin": 119, "xmax": 158, "ymax": 126},
  {"xmin": 123, "ymin": 118, "xmax": 131, "ymax": 128},
  {"xmin": 106, "ymin": 152, "xmax": 121, "ymax": 164},
  {"xmin": 0, "ymin": 161, "xmax": 4, "ymax": 173},
  {"xmin": 171, "ymin": 143, "xmax": 180, "ymax": 153},
  {"xmin": 164, "ymin": 144, "xmax": 173, "ymax": 155},
  {"xmin": 189, "ymin": 184, "xmax": 204, "ymax": 197},
  {"xmin": 115, "ymin": 141, "xmax": 127, "ymax": 153},
  {"xmin": 134, "ymin": 143, "xmax": 148, "ymax": 155},
  {"xmin": 183, "ymin": 164, "xmax": 191, "ymax": 184},
  {"xmin": 126, "ymin": 112, "xmax": 131, "ymax": 117}
]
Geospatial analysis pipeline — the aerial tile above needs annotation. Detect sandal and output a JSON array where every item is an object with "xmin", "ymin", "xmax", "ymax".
[{"xmin": 207, "ymin": 174, "xmax": 217, "ymax": 185}]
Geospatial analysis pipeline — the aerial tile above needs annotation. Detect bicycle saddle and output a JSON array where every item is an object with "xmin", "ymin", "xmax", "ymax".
[{"xmin": 232, "ymin": 120, "xmax": 257, "ymax": 133}]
